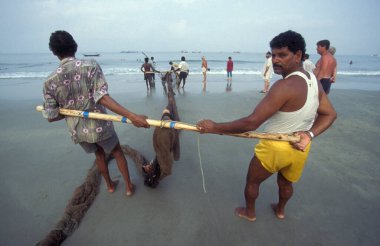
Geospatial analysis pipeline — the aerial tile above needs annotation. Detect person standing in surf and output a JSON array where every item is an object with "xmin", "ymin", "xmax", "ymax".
[
  {"xmin": 141, "ymin": 57, "xmax": 159, "ymax": 90},
  {"xmin": 176, "ymin": 56, "xmax": 189, "ymax": 88}
]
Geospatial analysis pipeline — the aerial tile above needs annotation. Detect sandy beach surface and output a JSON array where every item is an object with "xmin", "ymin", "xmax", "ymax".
[{"xmin": 0, "ymin": 78, "xmax": 380, "ymax": 245}]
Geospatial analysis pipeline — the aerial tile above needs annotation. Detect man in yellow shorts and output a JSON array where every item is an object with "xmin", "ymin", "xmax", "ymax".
[{"xmin": 196, "ymin": 30, "xmax": 337, "ymax": 221}]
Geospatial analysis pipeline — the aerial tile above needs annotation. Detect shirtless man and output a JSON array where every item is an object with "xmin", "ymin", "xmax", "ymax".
[
  {"xmin": 141, "ymin": 57, "xmax": 159, "ymax": 90},
  {"xmin": 196, "ymin": 30, "xmax": 337, "ymax": 221},
  {"xmin": 314, "ymin": 40, "xmax": 337, "ymax": 94}
]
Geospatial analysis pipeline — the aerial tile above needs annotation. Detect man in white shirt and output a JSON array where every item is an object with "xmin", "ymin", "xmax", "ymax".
[
  {"xmin": 176, "ymin": 56, "xmax": 189, "ymax": 88},
  {"xmin": 261, "ymin": 52, "xmax": 273, "ymax": 93},
  {"xmin": 303, "ymin": 53, "xmax": 316, "ymax": 73}
]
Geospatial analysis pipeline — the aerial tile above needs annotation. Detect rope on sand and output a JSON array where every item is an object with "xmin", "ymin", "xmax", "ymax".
[
  {"xmin": 120, "ymin": 144, "xmax": 149, "ymax": 173},
  {"xmin": 36, "ymin": 155, "xmax": 112, "ymax": 246}
]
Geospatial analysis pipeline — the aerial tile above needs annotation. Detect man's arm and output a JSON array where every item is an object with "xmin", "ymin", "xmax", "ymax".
[
  {"xmin": 197, "ymin": 80, "xmax": 290, "ymax": 134},
  {"xmin": 313, "ymin": 59, "xmax": 321, "ymax": 79},
  {"xmin": 99, "ymin": 95, "xmax": 149, "ymax": 128},
  {"xmin": 292, "ymin": 83, "xmax": 337, "ymax": 151},
  {"xmin": 310, "ymin": 87, "xmax": 337, "ymax": 137},
  {"xmin": 331, "ymin": 58, "xmax": 337, "ymax": 82},
  {"xmin": 151, "ymin": 63, "xmax": 160, "ymax": 73}
]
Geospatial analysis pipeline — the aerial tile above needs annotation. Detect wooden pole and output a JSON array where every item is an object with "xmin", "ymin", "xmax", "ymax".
[{"xmin": 36, "ymin": 106, "xmax": 300, "ymax": 142}]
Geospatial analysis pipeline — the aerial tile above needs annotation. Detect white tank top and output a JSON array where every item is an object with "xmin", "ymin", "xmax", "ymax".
[{"xmin": 264, "ymin": 71, "xmax": 319, "ymax": 134}]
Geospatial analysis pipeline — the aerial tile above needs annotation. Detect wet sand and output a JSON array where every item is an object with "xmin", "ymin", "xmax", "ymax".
[{"xmin": 0, "ymin": 83, "xmax": 379, "ymax": 245}]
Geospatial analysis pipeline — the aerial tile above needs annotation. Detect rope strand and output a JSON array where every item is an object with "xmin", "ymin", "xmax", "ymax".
[{"xmin": 197, "ymin": 134, "xmax": 207, "ymax": 193}]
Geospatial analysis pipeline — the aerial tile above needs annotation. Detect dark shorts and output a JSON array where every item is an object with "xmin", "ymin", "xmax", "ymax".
[
  {"xmin": 179, "ymin": 71, "xmax": 188, "ymax": 79},
  {"xmin": 144, "ymin": 73, "xmax": 153, "ymax": 80},
  {"xmin": 320, "ymin": 78, "xmax": 332, "ymax": 94},
  {"xmin": 79, "ymin": 134, "xmax": 119, "ymax": 154},
  {"xmin": 227, "ymin": 71, "xmax": 232, "ymax": 77}
]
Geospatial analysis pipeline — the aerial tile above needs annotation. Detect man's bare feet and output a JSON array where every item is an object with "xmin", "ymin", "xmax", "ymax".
[
  {"xmin": 234, "ymin": 207, "xmax": 256, "ymax": 222},
  {"xmin": 125, "ymin": 184, "xmax": 135, "ymax": 197},
  {"xmin": 107, "ymin": 180, "xmax": 119, "ymax": 193},
  {"xmin": 271, "ymin": 203, "xmax": 285, "ymax": 219}
]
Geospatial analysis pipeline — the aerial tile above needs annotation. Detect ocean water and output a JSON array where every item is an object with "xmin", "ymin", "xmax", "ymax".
[{"xmin": 0, "ymin": 51, "xmax": 379, "ymax": 100}]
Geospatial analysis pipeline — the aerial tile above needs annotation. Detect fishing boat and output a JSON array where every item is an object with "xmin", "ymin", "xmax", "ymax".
[{"xmin": 82, "ymin": 53, "xmax": 100, "ymax": 57}]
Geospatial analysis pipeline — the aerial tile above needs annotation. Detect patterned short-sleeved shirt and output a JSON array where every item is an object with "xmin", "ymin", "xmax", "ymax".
[{"xmin": 43, "ymin": 57, "xmax": 116, "ymax": 144}]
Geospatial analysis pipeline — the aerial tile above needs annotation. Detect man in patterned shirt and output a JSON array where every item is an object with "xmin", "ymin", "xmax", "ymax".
[{"xmin": 43, "ymin": 30, "xmax": 149, "ymax": 196}]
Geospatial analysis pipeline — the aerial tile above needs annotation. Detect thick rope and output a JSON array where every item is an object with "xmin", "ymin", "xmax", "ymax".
[{"xmin": 36, "ymin": 155, "xmax": 112, "ymax": 246}]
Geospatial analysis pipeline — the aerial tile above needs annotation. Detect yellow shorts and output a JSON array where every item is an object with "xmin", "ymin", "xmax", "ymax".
[{"xmin": 254, "ymin": 140, "xmax": 311, "ymax": 182}]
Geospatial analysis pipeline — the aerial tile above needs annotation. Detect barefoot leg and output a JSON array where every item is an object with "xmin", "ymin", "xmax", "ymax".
[
  {"xmin": 95, "ymin": 147, "xmax": 115, "ymax": 192},
  {"xmin": 272, "ymin": 172, "xmax": 293, "ymax": 219},
  {"xmin": 108, "ymin": 180, "xmax": 119, "ymax": 193},
  {"xmin": 271, "ymin": 203, "xmax": 285, "ymax": 219},
  {"xmin": 112, "ymin": 143, "xmax": 135, "ymax": 196},
  {"xmin": 241, "ymin": 156, "xmax": 272, "ymax": 219},
  {"xmin": 234, "ymin": 207, "xmax": 256, "ymax": 222}
]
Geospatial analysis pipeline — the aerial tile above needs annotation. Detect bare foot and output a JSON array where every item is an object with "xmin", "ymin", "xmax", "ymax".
[
  {"xmin": 125, "ymin": 184, "xmax": 135, "ymax": 197},
  {"xmin": 234, "ymin": 207, "xmax": 256, "ymax": 222},
  {"xmin": 108, "ymin": 180, "xmax": 119, "ymax": 193},
  {"xmin": 271, "ymin": 203, "xmax": 285, "ymax": 220}
]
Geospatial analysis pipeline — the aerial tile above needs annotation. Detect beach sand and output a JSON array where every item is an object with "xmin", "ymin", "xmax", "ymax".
[{"xmin": 0, "ymin": 81, "xmax": 380, "ymax": 245}]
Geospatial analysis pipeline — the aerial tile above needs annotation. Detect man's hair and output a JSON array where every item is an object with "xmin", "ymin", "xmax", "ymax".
[
  {"xmin": 228, "ymin": 56, "xmax": 231, "ymax": 59},
  {"xmin": 145, "ymin": 57, "xmax": 149, "ymax": 62},
  {"xmin": 317, "ymin": 40, "xmax": 330, "ymax": 50},
  {"xmin": 181, "ymin": 56, "xmax": 185, "ymax": 61},
  {"xmin": 270, "ymin": 30, "xmax": 306, "ymax": 58},
  {"xmin": 304, "ymin": 53, "xmax": 310, "ymax": 59},
  {"xmin": 151, "ymin": 57, "xmax": 154, "ymax": 60},
  {"xmin": 49, "ymin": 30, "xmax": 78, "ymax": 57}
]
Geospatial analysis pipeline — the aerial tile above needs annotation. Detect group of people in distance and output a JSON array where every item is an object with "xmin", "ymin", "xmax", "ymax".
[
  {"xmin": 261, "ymin": 40, "xmax": 337, "ymax": 95},
  {"xmin": 42, "ymin": 29, "xmax": 336, "ymax": 224},
  {"xmin": 141, "ymin": 56, "xmax": 189, "ymax": 90},
  {"xmin": 142, "ymin": 40, "xmax": 337, "ymax": 98}
]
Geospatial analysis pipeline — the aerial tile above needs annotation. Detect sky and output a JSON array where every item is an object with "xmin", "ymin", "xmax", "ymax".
[{"xmin": 1, "ymin": 0, "xmax": 379, "ymax": 55}]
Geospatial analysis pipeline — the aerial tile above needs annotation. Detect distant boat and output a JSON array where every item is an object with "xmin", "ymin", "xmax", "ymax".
[
  {"xmin": 233, "ymin": 51, "xmax": 241, "ymax": 53},
  {"xmin": 181, "ymin": 50, "xmax": 188, "ymax": 53},
  {"xmin": 192, "ymin": 50, "xmax": 201, "ymax": 53},
  {"xmin": 121, "ymin": 51, "xmax": 138, "ymax": 53},
  {"xmin": 83, "ymin": 53, "xmax": 100, "ymax": 57}
]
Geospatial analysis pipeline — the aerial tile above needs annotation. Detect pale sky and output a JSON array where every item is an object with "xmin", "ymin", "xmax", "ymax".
[{"xmin": 1, "ymin": 0, "xmax": 379, "ymax": 55}]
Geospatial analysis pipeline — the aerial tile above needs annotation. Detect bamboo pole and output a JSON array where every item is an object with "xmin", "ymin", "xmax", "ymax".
[{"xmin": 35, "ymin": 105, "xmax": 300, "ymax": 142}]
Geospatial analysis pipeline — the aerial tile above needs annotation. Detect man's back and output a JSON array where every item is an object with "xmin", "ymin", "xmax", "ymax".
[
  {"xmin": 142, "ymin": 62, "xmax": 153, "ymax": 72},
  {"xmin": 264, "ymin": 71, "xmax": 319, "ymax": 134},
  {"xmin": 227, "ymin": 60, "xmax": 233, "ymax": 71},
  {"xmin": 178, "ymin": 61, "xmax": 189, "ymax": 72}
]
